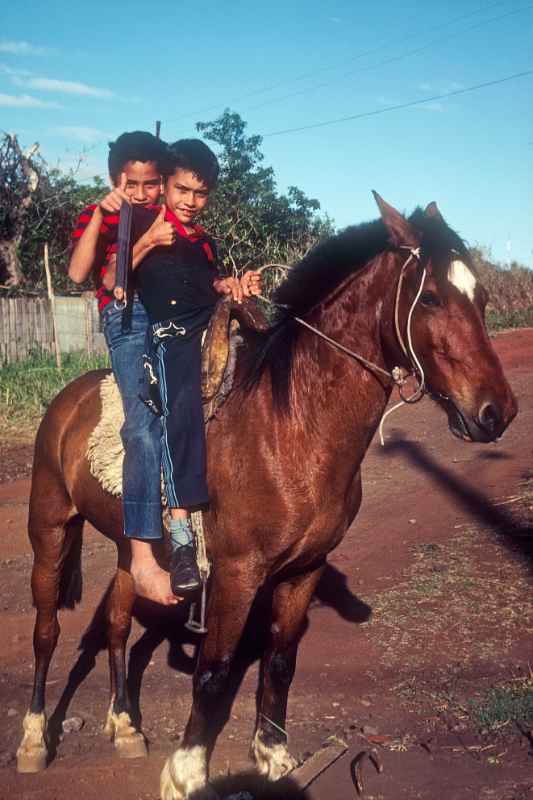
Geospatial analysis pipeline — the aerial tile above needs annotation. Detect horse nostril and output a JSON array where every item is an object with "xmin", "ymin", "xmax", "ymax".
[{"xmin": 478, "ymin": 402, "xmax": 501, "ymax": 434}]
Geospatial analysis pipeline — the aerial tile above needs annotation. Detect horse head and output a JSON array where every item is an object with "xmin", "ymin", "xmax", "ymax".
[{"xmin": 374, "ymin": 192, "xmax": 518, "ymax": 443}]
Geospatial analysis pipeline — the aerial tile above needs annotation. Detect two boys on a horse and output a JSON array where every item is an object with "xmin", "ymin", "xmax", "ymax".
[{"xmin": 69, "ymin": 131, "xmax": 261, "ymax": 605}]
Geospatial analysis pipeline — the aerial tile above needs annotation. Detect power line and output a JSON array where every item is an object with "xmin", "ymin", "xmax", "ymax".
[
  {"xmin": 262, "ymin": 69, "xmax": 533, "ymax": 137},
  {"xmin": 160, "ymin": 0, "xmax": 517, "ymax": 128},
  {"xmin": 244, "ymin": 3, "xmax": 533, "ymax": 114}
]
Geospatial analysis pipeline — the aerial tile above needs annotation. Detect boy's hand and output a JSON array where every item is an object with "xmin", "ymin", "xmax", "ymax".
[
  {"xmin": 213, "ymin": 276, "xmax": 244, "ymax": 303},
  {"xmin": 146, "ymin": 205, "xmax": 176, "ymax": 248},
  {"xmin": 99, "ymin": 172, "xmax": 130, "ymax": 213},
  {"xmin": 102, "ymin": 254, "xmax": 117, "ymax": 291},
  {"xmin": 102, "ymin": 254, "xmax": 127, "ymax": 302},
  {"xmin": 241, "ymin": 270, "xmax": 262, "ymax": 297}
]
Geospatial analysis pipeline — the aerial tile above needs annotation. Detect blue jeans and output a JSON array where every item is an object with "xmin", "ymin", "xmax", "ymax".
[
  {"xmin": 102, "ymin": 299, "xmax": 163, "ymax": 540},
  {"xmin": 154, "ymin": 332, "xmax": 209, "ymax": 510}
]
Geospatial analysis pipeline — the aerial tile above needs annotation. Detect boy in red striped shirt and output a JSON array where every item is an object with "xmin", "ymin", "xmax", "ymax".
[{"xmin": 69, "ymin": 131, "xmax": 179, "ymax": 606}]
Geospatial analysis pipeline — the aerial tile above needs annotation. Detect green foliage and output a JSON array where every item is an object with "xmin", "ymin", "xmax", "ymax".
[
  {"xmin": 472, "ymin": 247, "xmax": 533, "ymax": 315},
  {"xmin": 0, "ymin": 350, "xmax": 109, "ymax": 431},
  {"xmin": 196, "ymin": 110, "xmax": 333, "ymax": 283},
  {"xmin": 0, "ymin": 133, "xmax": 107, "ymax": 291},
  {"xmin": 20, "ymin": 171, "xmax": 107, "ymax": 293},
  {"xmin": 469, "ymin": 680, "xmax": 533, "ymax": 732},
  {"xmin": 486, "ymin": 307, "xmax": 533, "ymax": 331}
]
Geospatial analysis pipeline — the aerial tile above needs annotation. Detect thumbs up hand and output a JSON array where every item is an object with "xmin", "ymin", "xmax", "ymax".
[
  {"xmin": 99, "ymin": 172, "xmax": 131, "ymax": 213},
  {"xmin": 146, "ymin": 205, "xmax": 176, "ymax": 247}
]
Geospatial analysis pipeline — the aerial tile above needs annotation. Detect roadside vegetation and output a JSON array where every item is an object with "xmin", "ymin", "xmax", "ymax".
[
  {"xmin": 472, "ymin": 248, "xmax": 533, "ymax": 332},
  {"xmin": 0, "ymin": 351, "xmax": 109, "ymax": 437}
]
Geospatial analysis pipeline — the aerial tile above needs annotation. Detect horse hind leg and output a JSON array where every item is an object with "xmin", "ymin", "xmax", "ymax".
[
  {"xmin": 17, "ymin": 502, "xmax": 84, "ymax": 774},
  {"xmin": 251, "ymin": 564, "xmax": 325, "ymax": 781},
  {"xmin": 103, "ymin": 561, "xmax": 147, "ymax": 759}
]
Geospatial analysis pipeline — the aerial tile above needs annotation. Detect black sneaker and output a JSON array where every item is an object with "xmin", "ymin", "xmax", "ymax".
[{"xmin": 170, "ymin": 544, "xmax": 201, "ymax": 595}]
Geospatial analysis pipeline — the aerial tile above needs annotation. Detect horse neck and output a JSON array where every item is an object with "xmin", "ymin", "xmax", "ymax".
[{"xmin": 288, "ymin": 252, "xmax": 398, "ymax": 439}]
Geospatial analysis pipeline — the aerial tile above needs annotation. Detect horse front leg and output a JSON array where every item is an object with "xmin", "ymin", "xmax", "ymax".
[
  {"xmin": 251, "ymin": 564, "xmax": 325, "ymax": 781},
  {"xmin": 103, "ymin": 562, "xmax": 147, "ymax": 758},
  {"xmin": 160, "ymin": 560, "xmax": 260, "ymax": 800}
]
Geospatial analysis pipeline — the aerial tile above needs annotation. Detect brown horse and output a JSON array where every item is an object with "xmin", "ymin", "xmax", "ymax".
[{"xmin": 17, "ymin": 195, "xmax": 517, "ymax": 799}]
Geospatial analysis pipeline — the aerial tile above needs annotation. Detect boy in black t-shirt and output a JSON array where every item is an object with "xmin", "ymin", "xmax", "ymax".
[{"xmin": 135, "ymin": 139, "xmax": 260, "ymax": 593}]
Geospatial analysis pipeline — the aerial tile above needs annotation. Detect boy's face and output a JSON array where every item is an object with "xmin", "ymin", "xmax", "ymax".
[
  {"xmin": 112, "ymin": 160, "xmax": 162, "ymax": 205},
  {"xmin": 164, "ymin": 168, "xmax": 210, "ymax": 227}
]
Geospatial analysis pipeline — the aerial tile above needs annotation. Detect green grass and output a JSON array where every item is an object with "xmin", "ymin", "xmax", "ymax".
[
  {"xmin": 469, "ymin": 678, "xmax": 533, "ymax": 732},
  {"xmin": 0, "ymin": 349, "xmax": 109, "ymax": 435},
  {"xmin": 487, "ymin": 307, "xmax": 533, "ymax": 332}
]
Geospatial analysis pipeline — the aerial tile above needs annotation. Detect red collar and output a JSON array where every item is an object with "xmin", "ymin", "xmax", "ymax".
[{"xmin": 164, "ymin": 208, "xmax": 206, "ymax": 242}]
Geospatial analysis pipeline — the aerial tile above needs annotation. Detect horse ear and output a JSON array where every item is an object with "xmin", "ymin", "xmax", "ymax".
[
  {"xmin": 425, "ymin": 201, "xmax": 445, "ymax": 222},
  {"xmin": 372, "ymin": 191, "xmax": 418, "ymax": 248}
]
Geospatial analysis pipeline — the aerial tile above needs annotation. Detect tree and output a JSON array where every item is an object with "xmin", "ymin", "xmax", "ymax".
[
  {"xmin": 0, "ymin": 131, "xmax": 106, "ymax": 292},
  {"xmin": 196, "ymin": 111, "xmax": 332, "ymax": 283},
  {"xmin": 0, "ymin": 134, "xmax": 40, "ymax": 286}
]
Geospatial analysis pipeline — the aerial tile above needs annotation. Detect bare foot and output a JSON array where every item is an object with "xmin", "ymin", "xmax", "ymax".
[{"xmin": 131, "ymin": 563, "xmax": 181, "ymax": 605}]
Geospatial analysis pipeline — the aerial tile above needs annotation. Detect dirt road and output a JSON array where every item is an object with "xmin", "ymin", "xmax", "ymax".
[{"xmin": 1, "ymin": 329, "xmax": 532, "ymax": 800}]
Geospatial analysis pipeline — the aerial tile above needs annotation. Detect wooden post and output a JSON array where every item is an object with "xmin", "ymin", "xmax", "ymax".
[
  {"xmin": 155, "ymin": 120, "xmax": 161, "ymax": 139},
  {"xmin": 43, "ymin": 242, "xmax": 62, "ymax": 370}
]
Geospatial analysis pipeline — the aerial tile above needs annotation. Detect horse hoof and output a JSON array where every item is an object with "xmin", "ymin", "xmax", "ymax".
[
  {"xmin": 104, "ymin": 706, "xmax": 146, "ymax": 758},
  {"xmin": 115, "ymin": 733, "xmax": 148, "ymax": 759},
  {"xmin": 160, "ymin": 745, "xmax": 210, "ymax": 800},
  {"xmin": 251, "ymin": 731, "xmax": 298, "ymax": 781},
  {"xmin": 16, "ymin": 748, "xmax": 47, "ymax": 773}
]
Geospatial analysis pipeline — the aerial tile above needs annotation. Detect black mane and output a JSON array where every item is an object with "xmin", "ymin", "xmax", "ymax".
[{"xmin": 242, "ymin": 209, "xmax": 470, "ymax": 408}]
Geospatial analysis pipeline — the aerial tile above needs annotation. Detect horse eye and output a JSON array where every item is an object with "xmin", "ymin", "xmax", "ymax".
[{"xmin": 420, "ymin": 291, "xmax": 441, "ymax": 308}]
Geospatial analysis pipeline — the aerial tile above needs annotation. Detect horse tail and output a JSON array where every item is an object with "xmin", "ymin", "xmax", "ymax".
[{"xmin": 57, "ymin": 517, "xmax": 84, "ymax": 610}]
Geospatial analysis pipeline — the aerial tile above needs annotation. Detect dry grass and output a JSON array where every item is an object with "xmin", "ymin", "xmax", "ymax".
[{"xmin": 362, "ymin": 478, "xmax": 533, "ymax": 672}]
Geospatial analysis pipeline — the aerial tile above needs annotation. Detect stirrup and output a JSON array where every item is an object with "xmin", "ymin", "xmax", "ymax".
[{"xmin": 184, "ymin": 577, "xmax": 208, "ymax": 634}]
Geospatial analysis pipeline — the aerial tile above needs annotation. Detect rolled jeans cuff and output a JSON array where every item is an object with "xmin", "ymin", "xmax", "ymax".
[{"xmin": 122, "ymin": 499, "xmax": 163, "ymax": 540}]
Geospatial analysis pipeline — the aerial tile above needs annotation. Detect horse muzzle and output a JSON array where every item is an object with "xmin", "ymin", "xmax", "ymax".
[
  {"xmin": 445, "ymin": 392, "xmax": 518, "ymax": 443},
  {"xmin": 437, "ymin": 394, "xmax": 518, "ymax": 444}
]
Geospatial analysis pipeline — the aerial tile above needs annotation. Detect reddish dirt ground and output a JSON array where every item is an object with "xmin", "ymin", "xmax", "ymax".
[{"xmin": 1, "ymin": 328, "xmax": 532, "ymax": 800}]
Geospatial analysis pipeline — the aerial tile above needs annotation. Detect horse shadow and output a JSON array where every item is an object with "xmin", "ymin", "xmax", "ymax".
[
  {"xmin": 46, "ymin": 560, "xmax": 369, "ymax": 751},
  {"xmin": 379, "ymin": 434, "xmax": 533, "ymax": 565},
  {"xmin": 193, "ymin": 772, "xmax": 311, "ymax": 798}
]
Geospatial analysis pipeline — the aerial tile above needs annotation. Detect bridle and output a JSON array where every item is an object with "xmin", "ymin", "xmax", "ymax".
[{"xmin": 258, "ymin": 245, "xmax": 430, "ymax": 444}]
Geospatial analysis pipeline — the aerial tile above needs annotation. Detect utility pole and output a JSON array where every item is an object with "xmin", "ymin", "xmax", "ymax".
[{"xmin": 155, "ymin": 120, "xmax": 161, "ymax": 139}]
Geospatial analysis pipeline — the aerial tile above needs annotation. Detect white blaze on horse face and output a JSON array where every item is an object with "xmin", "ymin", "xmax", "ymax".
[{"xmin": 448, "ymin": 259, "xmax": 477, "ymax": 301}]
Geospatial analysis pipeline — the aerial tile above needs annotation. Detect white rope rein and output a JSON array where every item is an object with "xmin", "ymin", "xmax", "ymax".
[{"xmin": 258, "ymin": 247, "xmax": 428, "ymax": 445}]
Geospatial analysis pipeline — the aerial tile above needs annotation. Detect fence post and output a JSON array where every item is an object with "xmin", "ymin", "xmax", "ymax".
[{"xmin": 43, "ymin": 242, "xmax": 62, "ymax": 371}]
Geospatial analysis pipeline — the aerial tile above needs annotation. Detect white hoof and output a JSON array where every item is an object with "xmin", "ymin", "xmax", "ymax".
[
  {"xmin": 103, "ymin": 705, "xmax": 147, "ymax": 759},
  {"xmin": 16, "ymin": 711, "xmax": 48, "ymax": 773},
  {"xmin": 160, "ymin": 745, "xmax": 211, "ymax": 800},
  {"xmin": 251, "ymin": 729, "xmax": 298, "ymax": 781}
]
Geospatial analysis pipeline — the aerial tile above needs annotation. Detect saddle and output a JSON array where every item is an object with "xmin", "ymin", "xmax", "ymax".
[
  {"xmin": 201, "ymin": 295, "xmax": 269, "ymax": 417},
  {"xmin": 87, "ymin": 296, "xmax": 269, "ymax": 497}
]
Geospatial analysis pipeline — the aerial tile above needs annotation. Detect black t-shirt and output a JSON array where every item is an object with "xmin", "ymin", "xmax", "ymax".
[{"xmin": 131, "ymin": 206, "xmax": 220, "ymax": 325}]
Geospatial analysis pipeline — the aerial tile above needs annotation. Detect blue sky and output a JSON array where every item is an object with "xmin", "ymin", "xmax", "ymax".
[{"xmin": 1, "ymin": 0, "xmax": 532, "ymax": 266}]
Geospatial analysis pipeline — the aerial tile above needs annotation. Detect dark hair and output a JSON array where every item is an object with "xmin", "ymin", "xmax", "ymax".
[
  {"xmin": 107, "ymin": 131, "xmax": 170, "ymax": 182},
  {"xmin": 166, "ymin": 139, "xmax": 219, "ymax": 189}
]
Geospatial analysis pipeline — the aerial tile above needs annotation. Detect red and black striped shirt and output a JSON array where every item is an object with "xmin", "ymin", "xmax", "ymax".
[{"xmin": 71, "ymin": 204, "xmax": 121, "ymax": 311}]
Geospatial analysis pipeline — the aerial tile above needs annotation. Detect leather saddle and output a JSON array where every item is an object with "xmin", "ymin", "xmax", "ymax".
[{"xmin": 201, "ymin": 296, "xmax": 269, "ymax": 419}]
